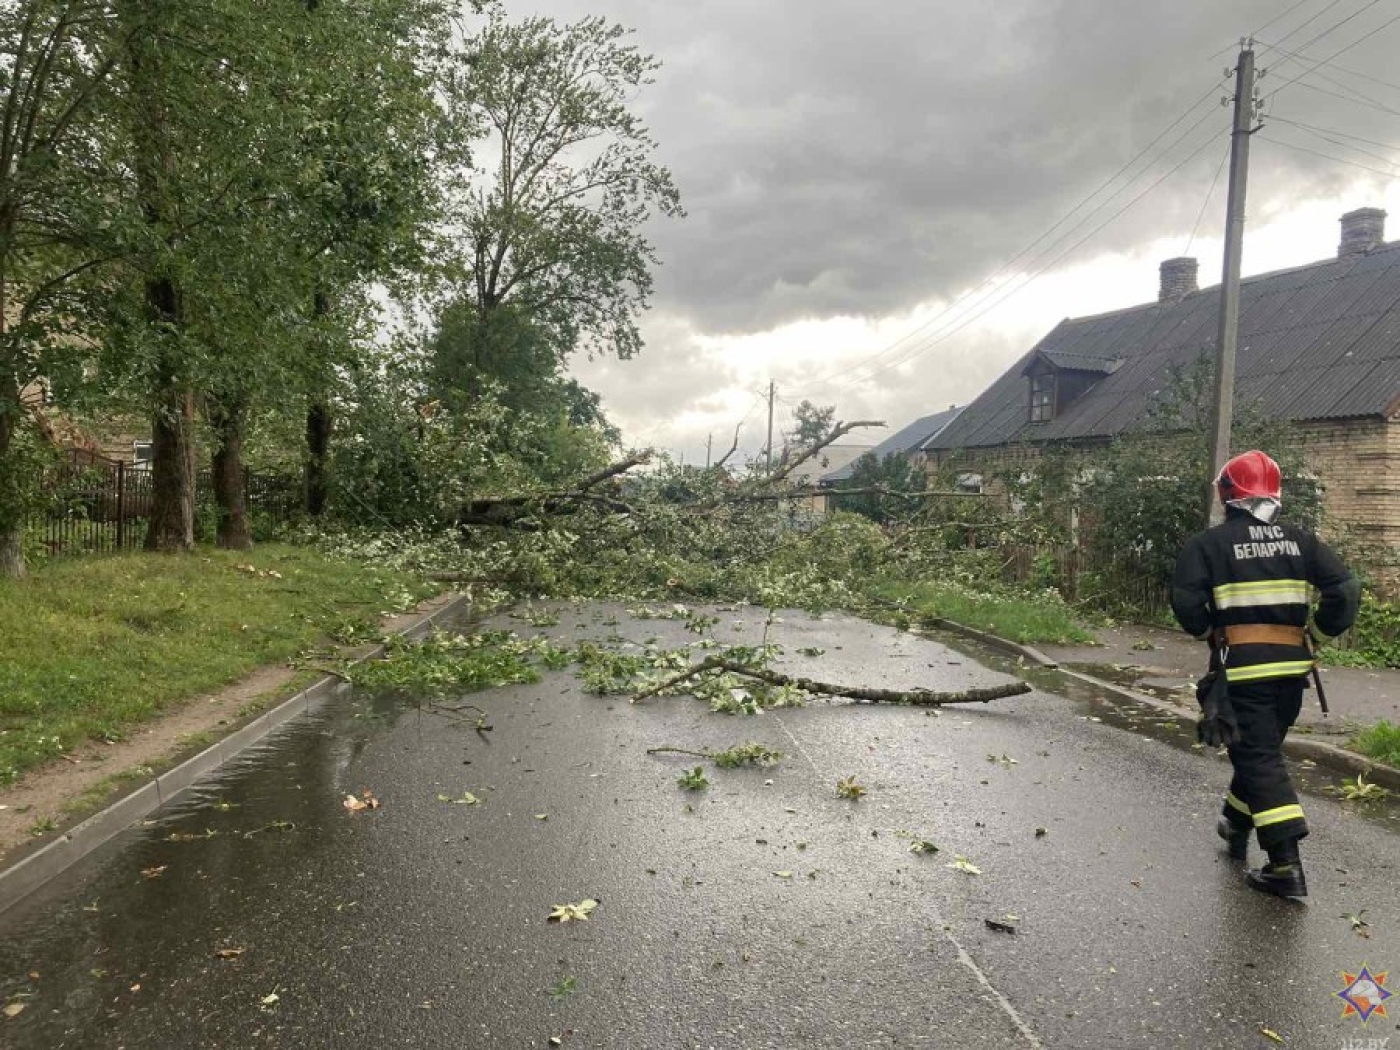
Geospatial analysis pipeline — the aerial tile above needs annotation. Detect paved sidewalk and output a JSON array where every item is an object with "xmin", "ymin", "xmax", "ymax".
[{"xmin": 1039, "ymin": 623, "xmax": 1399, "ymax": 737}]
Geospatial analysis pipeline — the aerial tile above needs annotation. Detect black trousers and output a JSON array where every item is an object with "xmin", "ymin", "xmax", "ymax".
[{"xmin": 1219, "ymin": 676, "xmax": 1309, "ymax": 852}]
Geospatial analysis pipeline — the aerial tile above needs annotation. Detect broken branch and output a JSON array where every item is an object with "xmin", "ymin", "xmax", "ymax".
[
  {"xmin": 764, "ymin": 419, "xmax": 883, "ymax": 485},
  {"xmin": 631, "ymin": 657, "xmax": 1030, "ymax": 706}
]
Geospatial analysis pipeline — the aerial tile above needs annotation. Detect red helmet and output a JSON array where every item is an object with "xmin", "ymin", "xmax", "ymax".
[{"xmin": 1216, "ymin": 450, "xmax": 1282, "ymax": 503}]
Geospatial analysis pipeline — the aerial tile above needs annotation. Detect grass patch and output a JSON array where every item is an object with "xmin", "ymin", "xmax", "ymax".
[
  {"xmin": 1351, "ymin": 720, "xmax": 1400, "ymax": 768},
  {"xmin": 0, "ymin": 544, "xmax": 438, "ymax": 786},
  {"xmin": 869, "ymin": 579, "xmax": 1094, "ymax": 645}
]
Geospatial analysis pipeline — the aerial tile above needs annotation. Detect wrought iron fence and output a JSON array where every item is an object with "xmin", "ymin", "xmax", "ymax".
[{"xmin": 33, "ymin": 452, "xmax": 301, "ymax": 559}]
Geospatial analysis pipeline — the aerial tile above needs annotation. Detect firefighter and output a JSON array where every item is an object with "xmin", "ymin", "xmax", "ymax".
[{"xmin": 1170, "ymin": 450, "xmax": 1359, "ymax": 899}]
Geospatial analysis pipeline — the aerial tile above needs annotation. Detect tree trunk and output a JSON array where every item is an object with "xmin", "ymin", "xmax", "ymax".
[
  {"xmin": 144, "ymin": 276, "xmax": 195, "ymax": 552},
  {"xmin": 144, "ymin": 369, "xmax": 195, "ymax": 552},
  {"xmin": 0, "ymin": 374, "xmax": 24, "ymax": 579},
  {"xmin": 305, "ymin": 396, "xmax": 331, "ymax": 517},
  {"xmin": 209, "ymin": 396, "xmax": 250, "ymax": 550},
  {"xmin": 304, "ymin": 289, "xmax": 332, "ymax": 516},
  {"xmin": 124, "ymin": 8, "xmax": 194, "ymax": 553}
]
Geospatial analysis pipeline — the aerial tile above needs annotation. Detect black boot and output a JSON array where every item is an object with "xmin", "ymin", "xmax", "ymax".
[
  {"xmin": 1217, "ymin": 817, "xmax": 1249, "ymax": 862},
  {"xmin": 1246, "ymin": 843, "xmax": 1306, "ymax": 899}
]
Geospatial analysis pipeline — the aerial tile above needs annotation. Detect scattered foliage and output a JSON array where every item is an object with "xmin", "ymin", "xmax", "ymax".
[
  {"xmin": 835, "ymin": 775, "xmax": 866, "ymax": 801},
  {"xmin": 677, "ymin": 767, "xmax": 710, "ymax": 792},
  {"xmin": 1335, "ymin": 772, "xmax": 1391, "ymax": 802},
  {"xmin": 547, "ymin": 899, "xmax": 598, "ymax": 923}
]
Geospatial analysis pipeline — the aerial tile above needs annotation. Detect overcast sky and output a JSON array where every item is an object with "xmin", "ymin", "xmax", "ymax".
[{"xmin": 518, "ymin": 0, "xmax": 1400, "ymax": 463}]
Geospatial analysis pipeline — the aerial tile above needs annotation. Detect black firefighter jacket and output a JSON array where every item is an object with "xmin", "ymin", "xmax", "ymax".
[{"xmin": 1171, "ymin": 510, "xmax": 1361, "ymax": 683}]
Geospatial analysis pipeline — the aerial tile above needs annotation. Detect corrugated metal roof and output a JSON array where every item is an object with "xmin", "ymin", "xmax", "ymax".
[
  {"xmin": 820, "ymin": 405, "xmax": 962, "ymax": 482},
  {"xmin": 928, "ymin": 241, "xmax": 1400, "ymax": 452}
]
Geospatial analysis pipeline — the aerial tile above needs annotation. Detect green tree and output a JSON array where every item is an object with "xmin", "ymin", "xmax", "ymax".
[
  {"xmin": 441, "ymin": 7, "xmax": 682, "ymax": 373},
  {"xmin": 833, "ymin": 452, "xmax": 927, "ymax": 523},
  {"xmin": 292, "ymin": 0, "xmax": 453, "ymax": 522},
  {"xmin": 97, "ymin": 0, "xmax": 450, "ymax": 550},
  {"xmin": 0, "ymin": 1, "xmax": 126, "ymax": 577},
  {"xmin": 1074, "ymin": 356, "xmax": 1320, "ymax": 601},
  {"xmin": 787, "ymin": 400, "xmax": 836, "ymax": 448}
]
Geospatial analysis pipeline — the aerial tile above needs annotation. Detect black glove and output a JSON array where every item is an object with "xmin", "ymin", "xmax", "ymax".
[{"xmin": 1195, "ymin": 668, "xmax": 1240, "ymax": 748}]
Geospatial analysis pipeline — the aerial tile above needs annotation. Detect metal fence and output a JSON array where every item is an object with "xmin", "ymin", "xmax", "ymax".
[{"xmin": 34, "ymin": 452, "xmax": 301, "ymax": 558}]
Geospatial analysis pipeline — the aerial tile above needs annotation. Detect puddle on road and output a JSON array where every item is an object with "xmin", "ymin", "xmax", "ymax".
[{"xmin": 920, "ymin": 627, "xmax": 1400, "ymax": 835}]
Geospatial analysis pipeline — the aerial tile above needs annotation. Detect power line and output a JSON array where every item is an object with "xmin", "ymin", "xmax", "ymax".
[
  {"xmin": 804, "ymin": 95, "xmax": 1228, "ymax": 392},
  {"xmin": 797, "ymin": 77, "xmax": 1229, "ymax": 391},
  {"xmin": 1265, "ymin": 114, "xmax": 1400, "ymax": 169},
  {"xmin": 1282, "ymin": 0, "xmax": 1385, "ymax": 56},
  {"xmin": 1185, "ymin": 140, "xmax": 1231, "ymax": 257},
  {"xmin": 1257, "ymin": 133, "xmax": 1400, "ymax": 179},
  {"xmin": 1257, "ymin": 0, "xmax": 1339, "ymax": 44},
  {"xmin": 1209, "ymin": 0, "xmax": 1346, "ymax": 62},
  {"xmin": 1263, "ymin": 2, "xmax": 1399, "ymax": 103},
  {"xmin": 1256, "ymin": 39, "xmax": 1394, "ymax": 114},
  {"xmin": 1265, "ymin": 113, "xmax": 1400, "ymax": 154},
  {"xmin": 1256, "ymin": 34, "xmax": 1400, "ymax": 95},
  {"xmin": 824, "ymin": 125, "xmax": 1229, "ymax": 389},
  {"xmin": 1289, "ymin": 77, "xmax": 1400, "ymax": 118}
]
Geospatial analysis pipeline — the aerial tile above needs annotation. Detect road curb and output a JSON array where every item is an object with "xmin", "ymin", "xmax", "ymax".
[
  {"xmin": 872, "ymin": 596, "xmax": 1400, "ymax": 794},
  {"xmin": 0, "ymin": 592, "xmax": 471, "ymax": 919}
]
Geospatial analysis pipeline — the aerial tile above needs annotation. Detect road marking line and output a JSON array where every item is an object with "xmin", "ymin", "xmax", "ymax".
[
  {"xmin": 770, "ymin": 712, "xmax": 822, "ymax": 776},
  {"xmin": 771, "ymin": 708, "xmax": 1043, "ymax": 1048},
  {"xmin": 942, "ymin": 924, "xmax": 1044, "ymax": 1048}
]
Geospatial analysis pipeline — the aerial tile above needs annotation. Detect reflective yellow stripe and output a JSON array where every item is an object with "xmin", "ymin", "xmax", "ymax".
[
  {"xmin": 1253, "ymin": 803, "xmax": 1305, "ymax": 828},
  {"xmin": 1225, "ymin": 660, "xmax": 1316, "ymax": 681},
  {"xmin": 1212, "ymin": 580, "xmax": 1312, "ymax": 609},
  {"xmin": 1225, "ymin": 792, "xmax": 1251, "ymax": 816}
]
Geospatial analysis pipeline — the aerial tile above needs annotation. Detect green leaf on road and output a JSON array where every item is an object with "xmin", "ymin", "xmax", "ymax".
[{"xmin": 547, "ymin": 899, "xmax": 598, "ymax": 923}]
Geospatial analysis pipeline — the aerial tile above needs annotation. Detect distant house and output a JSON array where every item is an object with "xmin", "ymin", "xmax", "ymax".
[
  {"xmin": 786, "ymin": 441, "xmax": 877, "ymax": 515},
  {"xmin": 814, "ymin": 405, "xmax": 965, "ymax": 515},
  {"xmin": 922, "ymin": 207, "xmax": 1400, "ymax": 570},
  {"xmin": 21, "ymin": 379, "xmax": 151, "ymax": 468}
]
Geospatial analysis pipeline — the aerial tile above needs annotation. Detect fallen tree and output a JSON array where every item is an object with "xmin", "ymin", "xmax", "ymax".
[
  {"xmin": 630, "ymin": 655, "xmax": 1032, "ymax": 707},
  {"xmin": 456, "ymin": 418, "xmax": 890, "ymax": 531}
]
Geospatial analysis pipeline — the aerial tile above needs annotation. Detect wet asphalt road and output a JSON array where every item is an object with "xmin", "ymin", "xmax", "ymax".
[{"xmin": 1, "ymin": 603, "xmax": 1398, "ymax": 1049}]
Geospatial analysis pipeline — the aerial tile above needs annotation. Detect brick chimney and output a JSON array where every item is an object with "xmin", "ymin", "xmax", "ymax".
[
  {"xmin": 1339, "ymin": 207, "xmax": 1386, "ymax": 257},
  {"xmin": 1159, "ymin": 257, "xmax": 1198, "ymax": 302}
]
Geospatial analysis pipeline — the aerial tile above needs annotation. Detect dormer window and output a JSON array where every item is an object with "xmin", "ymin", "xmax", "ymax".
[
  {"xmin": 1029, "ymin": 372, "xmax": 1056, "ymax": 422},
  {"xmin": 1021, "ymin": 349, "xmax": 1121, "ymax": 425}
]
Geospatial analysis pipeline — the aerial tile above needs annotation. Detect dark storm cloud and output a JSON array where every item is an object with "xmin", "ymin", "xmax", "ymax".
[{"xmin": 520, "ymin": 0, "xmax": 1392, "ymax": 333}]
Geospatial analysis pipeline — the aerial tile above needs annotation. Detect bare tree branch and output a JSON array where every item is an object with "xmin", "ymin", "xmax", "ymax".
[
  {"xmin": 712, "ymin": 422, "xmax": 741, "ymax": 470},
  {"xmin": 764, "ymin": 419, "xmax": 883, "ymax": 485}
]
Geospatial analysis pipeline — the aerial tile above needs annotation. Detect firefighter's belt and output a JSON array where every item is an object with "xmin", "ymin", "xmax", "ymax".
[{"xmin": 1222, "ymin": 624, "xmax": 1307, "ymax": 646}]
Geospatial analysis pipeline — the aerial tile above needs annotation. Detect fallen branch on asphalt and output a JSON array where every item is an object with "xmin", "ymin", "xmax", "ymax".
[{"xmin": 630, "ymin": 656, "xmax": 1031, "ymax": 706}]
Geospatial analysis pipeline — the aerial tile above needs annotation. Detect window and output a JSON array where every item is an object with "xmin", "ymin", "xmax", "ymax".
[
  {"xmin": 132, "ymin": 440, "xmax": 154, "ymax": 469},
  {"xmin": 1029, "ymin": 372, "xmax": 1056, "ymax": 422},
  {"xmin": 955, "ymin": 472, "xmax": 983, "ymax": 495}
]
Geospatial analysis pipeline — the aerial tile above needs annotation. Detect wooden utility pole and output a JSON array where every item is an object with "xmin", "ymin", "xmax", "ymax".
[
  {"xmin": 764, "ymin": 380, "xmax": 775, "ymax": 471},
  {"xmin": 1206, "ymin": 42, "xmax": 1257, "ymax": 526},
  {"xmin": 705, "ymin": 432, "xmax": 712, "ymax": 468}
]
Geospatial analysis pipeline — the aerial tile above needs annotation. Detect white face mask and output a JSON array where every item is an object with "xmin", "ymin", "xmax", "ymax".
[{"xmin": 1226, "ymin": 496, "xmax": 1281, "ymax": 524}]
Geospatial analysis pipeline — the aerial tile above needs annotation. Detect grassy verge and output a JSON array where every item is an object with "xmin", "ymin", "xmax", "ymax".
[
  {"xmin": 0, "ymin": 545, "xmax": 439, "ymax": 786},
  {"xmin": 869, "ymin": 578, "xmax": 1095, "ymax": 645},
  {"xmin": 1351, "ymin": 720, "xmax": 1400, "ymax": 767}
]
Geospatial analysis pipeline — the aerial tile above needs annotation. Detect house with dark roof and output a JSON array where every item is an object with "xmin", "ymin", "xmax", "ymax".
[
  {"xmin": 923, "ymin": 207, "xmax": 1400, "ymax": 561},
  {"xmin": 804, "ymin": 405, "xmax": 963, "ymax": 516}
]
